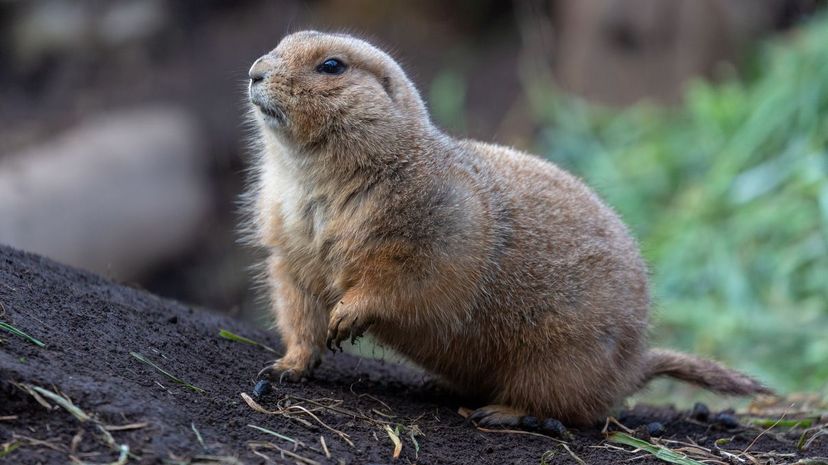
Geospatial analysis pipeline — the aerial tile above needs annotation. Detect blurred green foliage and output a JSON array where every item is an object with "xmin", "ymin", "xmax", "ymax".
[
  {"xmin": 523, "ymin": 15, "xmax": 828, "ymax": 393},
  {"xmin": 429, "ymin": 68, "xmax": 467, "ymax": 133}
]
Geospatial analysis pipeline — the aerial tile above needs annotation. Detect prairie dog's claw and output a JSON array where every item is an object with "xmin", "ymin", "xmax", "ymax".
[
  {"xmin": 257, "ymin": 351, "xmax": 319, "ymax": 382},
  {"xmin": 468, "ymin": 405, "xmax": 526, "ymax": 428},
  {"xmin": 258, "ymin": 364, "xmax": 302, "ymax": 383},
  {"xmin": 326, "ymin": 311, "xmax": 372, "ymax": 353}
]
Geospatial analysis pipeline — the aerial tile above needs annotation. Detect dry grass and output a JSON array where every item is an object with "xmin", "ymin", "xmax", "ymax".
[
  {"xmin": 596, "ymin": 414, "xmax": 826, "ymax": 465},
  {"xmin": 241, "ymin": 392, "xmax": 354, "ymax": 447},
  {"xmin": 241, "ymin": 386, "xmax": 430, "ymax": 462},
  {"xmin": 13, "ymin": 382, "xmax": 146, "ymax": 463}
]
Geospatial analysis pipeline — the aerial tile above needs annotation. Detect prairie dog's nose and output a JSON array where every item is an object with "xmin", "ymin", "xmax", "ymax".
[{"xmin": 249, "ymin": 56, "xmax": 273, "ymax": 84}]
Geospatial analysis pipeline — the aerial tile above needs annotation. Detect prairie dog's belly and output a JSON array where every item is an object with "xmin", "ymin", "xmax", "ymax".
[{"xmin": 370, "ymin": 312, "xmax": 506, "ymax": 398}]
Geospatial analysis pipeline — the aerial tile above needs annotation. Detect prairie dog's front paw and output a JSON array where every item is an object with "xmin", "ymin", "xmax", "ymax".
[
  {"xmin": 258, "ymin": 348, "xmax": 321, "ymax": 382},
  {"xmin": 326, "ymin": 303, "xmax": 374, "ymax": 352}
]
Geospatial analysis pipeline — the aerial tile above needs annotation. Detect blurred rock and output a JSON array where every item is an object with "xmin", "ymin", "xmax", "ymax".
[
  {"xmin": 0, "ymin": 106, "xmax": 210, "ymax": 280},
  {"xmin": 10, "ymin": 1, "xmax": 92, "ymax": 68},
  {"xmin": 99, "ymin": 0, "xmax": 167, "ymax": 48},
  {"xmin": 9, "ymin": 0, "xmax": 169, "ymax": 72}
]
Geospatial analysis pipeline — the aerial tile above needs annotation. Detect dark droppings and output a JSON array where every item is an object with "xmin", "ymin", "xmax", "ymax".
[
  {"xmin": 252, "ymin": 379, "xmax": 271, "ymax": 399},
  {"xmin": 713, "ymin": 412, "xmax": 740, "ymax": 429},
  {"xmin": 690, "ymin": 402, "xmax": 711, "ymax": 422},
  {"xmin": 646, "ymin": 421, "xmax": 666, "ymax": 437}
]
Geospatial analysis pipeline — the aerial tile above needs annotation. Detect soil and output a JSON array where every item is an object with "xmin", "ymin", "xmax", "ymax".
[{"xmin": 1, "ymin": 245, "xmax": 825, "ymax": 465}]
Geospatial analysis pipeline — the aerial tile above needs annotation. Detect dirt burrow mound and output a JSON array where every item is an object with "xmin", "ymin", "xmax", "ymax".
[{"xmin": 0, "ymin": 245, "xmax": 823, "ymax": 464}]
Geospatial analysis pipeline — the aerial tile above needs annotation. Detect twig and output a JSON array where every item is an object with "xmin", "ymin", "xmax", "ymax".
[
  {"xmin": 320, "ymin": 436, "xmax": 331, "ymax": 459},
  {"xmin": 13, "ymin": 382, "xmax": 52, "ymax": 409},
  {"xmin": 71, "ymin": 429, "xmax": 84, "ymax": 454},
  {"xmin": 241, "ymin": 393, "xmax": 354, "ymax": 447},
  {"xmin": 560, "ymin": 443, "xmax": 587, "ymax": 465},
  {"xmin": 12, "ymin": 433, "xmax": 67, "ymax": 452},
  {"xmin": 742, "ymin": 410, "xmax": 789, "ymax": 455},
  {"xmin": 289, "ymin": 395, "xmax": 389, "ymax": 425},
  {"xmin": 241, "ymin": 392, "xmax": 314, "ymax": 428},
  {"xmin": 104, "ymin": 422, "xmax": 149, "ymax": 432},
  {"xmin": 192, "ymin": 423, "xmax": 208, "ymax": 452},
  {"xmin": 474, "ymin": 426, "xmax": 567, "ymax": 444},
  {"xmin": 288, "ymin": 403, "xmax": 355, "ymax": 447},
  {"xmin": 249, "ymin": 441, "xmax": 321, "ymax": 465}
]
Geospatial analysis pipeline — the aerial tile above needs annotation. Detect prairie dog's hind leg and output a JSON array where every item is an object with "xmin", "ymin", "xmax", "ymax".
[{"xmin": 258, "ymin": 256, "xmax": 328, "ymax": 382}]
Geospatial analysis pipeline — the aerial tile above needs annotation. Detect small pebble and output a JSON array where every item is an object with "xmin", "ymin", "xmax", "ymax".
[
  {"xmin": 520, "ymin": 415, "xmax": 540, "ymax": 430},
  {"xmin": 690, "ymin": 402, "xmax": 710, "ymax": 422},
  {"xmin": 252, "ymin": 379, "xmax": 271, "ymax": 399},
  {"xmin": 713, "ymin": 412, "xmax": 740, "ymax": 429},
  {"xmin": 646, "ymin": 421, "xmax": 666, "ymax": 437}
]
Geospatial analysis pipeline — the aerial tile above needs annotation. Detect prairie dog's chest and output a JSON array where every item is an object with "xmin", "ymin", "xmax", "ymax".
[
  {"xmin": 256, "ymin": 156, "xmax": 344, "ymax": 290},
  {"xmin": 259, "ymin": 157, "xmax": 331, "ymax": 242}
]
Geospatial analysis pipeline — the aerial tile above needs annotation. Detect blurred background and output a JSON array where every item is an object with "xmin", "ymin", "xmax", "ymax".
[{"xmin": 1, "ymin": 0, "xmax": 826, "ymax": 405}]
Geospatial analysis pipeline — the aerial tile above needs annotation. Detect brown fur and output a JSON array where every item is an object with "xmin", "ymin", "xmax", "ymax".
[
  {"xmin": 642, "ymin": 349, "xmax": 773, "ymax": 396},
  {"xmin": 243, "ymin": 30, "xmax": 771, "ymax": 426}
]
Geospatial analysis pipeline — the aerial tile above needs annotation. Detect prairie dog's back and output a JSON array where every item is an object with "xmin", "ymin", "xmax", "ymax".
[{"xmin": 457, "ymin": 140, "xmax": 649, "ymax": 326}]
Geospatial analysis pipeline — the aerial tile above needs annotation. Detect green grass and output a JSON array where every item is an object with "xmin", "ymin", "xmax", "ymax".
[
  {"xmin": 0, "ymin": 441, "xmax": 20, "ymax": 459},
  {"xmin": 0, "ymin": 321, "xmax": 46, "ymax": 347},
  {"xmin": 130, "ymin": 351, "xmax": 206, "ymax": 393},
  {"xmin": 218, "ymin": 329, "xmax": 278, "ymax": 354},
  {"xmin": 748, "ymin": 418, "xmax": 815, "ymax": 429},
  {"xmin": 607, "ymin": 432, "xmax": 705, "ymax": 465},
  {"xmin": 248, "ymin": 424, "xmax": 301, "ymax": 446}
]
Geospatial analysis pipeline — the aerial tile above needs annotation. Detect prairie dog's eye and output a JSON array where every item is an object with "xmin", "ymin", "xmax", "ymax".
[{"xmin": 316, "ymin": 58, "xmax": 347, "ymax": 75}]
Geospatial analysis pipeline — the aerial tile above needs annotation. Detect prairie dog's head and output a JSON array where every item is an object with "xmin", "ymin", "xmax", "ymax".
[{"xmin": 248, "ymin": 31, "xmax": 430, "ymax": 149}]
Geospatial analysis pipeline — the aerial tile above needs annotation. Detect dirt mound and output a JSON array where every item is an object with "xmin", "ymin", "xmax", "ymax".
[{"xmin": 0, "ymin": 245, "xmax": 824, "ymax": 464}]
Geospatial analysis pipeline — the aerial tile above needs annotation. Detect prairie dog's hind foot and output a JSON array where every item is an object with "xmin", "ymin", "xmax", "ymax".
[
  {"xmin": 468, "ymin": 404, "xmax": 526, "ymax": 427},
  {"xmin": 467, "ymin": 404, "xmax": 572, "ymax": 439}
]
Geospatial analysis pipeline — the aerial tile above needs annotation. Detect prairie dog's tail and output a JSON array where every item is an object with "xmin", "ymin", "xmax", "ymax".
[{"xmin": 642, "ymin": 348, "xmax": 773, "ymax": 396}]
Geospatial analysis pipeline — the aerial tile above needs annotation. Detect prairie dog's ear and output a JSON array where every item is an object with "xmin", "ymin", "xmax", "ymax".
[{"xmin": 380, "ymin": 76, "xmax": 394, "ymax": 98}]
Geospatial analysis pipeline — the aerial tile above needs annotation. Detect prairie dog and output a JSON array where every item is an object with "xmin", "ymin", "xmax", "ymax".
[{"xmin": 244, "ymin": 31, "xmax": 770, "ymax": 426}]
